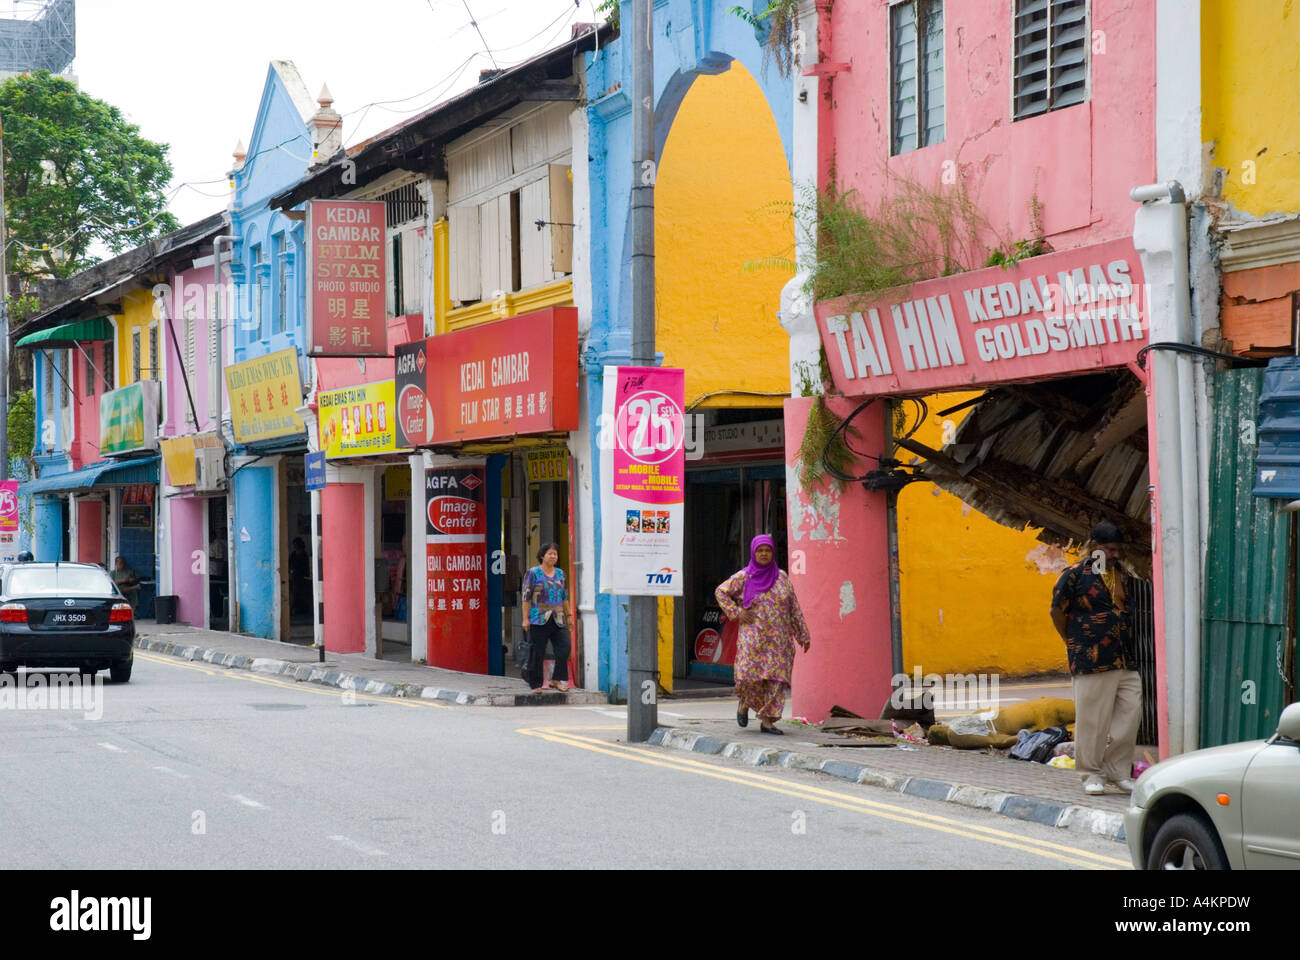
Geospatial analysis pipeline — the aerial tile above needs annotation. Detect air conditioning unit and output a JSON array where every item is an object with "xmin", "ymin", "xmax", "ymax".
[{"xmin": 194, "ymin": 444, "xmax": 226, "ymax": 493}]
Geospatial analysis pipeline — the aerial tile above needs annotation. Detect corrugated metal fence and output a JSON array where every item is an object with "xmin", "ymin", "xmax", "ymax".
[{"xmin": 1202, "ymin": 368, "xmax": 1294, "ymax": 747}]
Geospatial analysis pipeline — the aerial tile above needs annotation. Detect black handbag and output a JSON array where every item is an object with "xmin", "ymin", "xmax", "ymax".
[{"xmin": 1009, "ymin": 726, "xmax": 1071, "ymax": 764}]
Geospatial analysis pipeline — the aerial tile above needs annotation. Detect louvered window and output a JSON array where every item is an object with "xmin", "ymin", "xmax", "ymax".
[
  {"xmin": 1013, "ymin": 0, "xmax": 1088, "ymax": 120},
  {"xmin": 891, "ymin": 0, "xmax": 944, "ymax": 155}
]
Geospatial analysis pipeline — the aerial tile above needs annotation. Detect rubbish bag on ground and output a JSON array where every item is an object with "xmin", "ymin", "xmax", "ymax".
[{"xmin": 1009, "ymin": 725, "xmax": 1071, "ymax": 763}]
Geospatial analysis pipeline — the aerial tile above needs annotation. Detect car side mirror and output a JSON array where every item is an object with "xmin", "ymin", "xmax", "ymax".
[{"xmin": 1277, "ymin": 702, "xmax": 1300, "ymax": 743}]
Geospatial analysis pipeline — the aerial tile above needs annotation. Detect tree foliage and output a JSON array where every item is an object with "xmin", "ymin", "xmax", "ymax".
[{"xmin": 0, "ymin": 71, "xmax": 180, "ymax": 285}]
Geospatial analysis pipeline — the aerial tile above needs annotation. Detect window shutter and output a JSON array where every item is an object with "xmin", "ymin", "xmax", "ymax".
[
  {"xmin": 519, "ymin": 178, "xmax": 550, "ymax": 290},
  {"xmin": 921, "ymin": 1, "xmax": 945, "ymax": 147},
  {"xmin": 891, "ymin": 1, "xmax": 919, "ymax": 154},
  {"xmin": 184, "ymin": 307, "xmax": 197, "ymax": 425},
  {"xmin": 1014, "ymin": 0, "xmax": 1087, "ymax": 119},
  {"xmin": 208, "ymin": 286, "xmax": 221, "ymax": 420},
  {"xmin": 401, "ymin": 224, "xmax": 424, "ymax": 315},
  {"xmin": 548, "ymin": 164, "xmax": 573, "ymax": 276},
  {"xmin": 448, "ymin": 204, "xmax": 481, "ymax": 303}
]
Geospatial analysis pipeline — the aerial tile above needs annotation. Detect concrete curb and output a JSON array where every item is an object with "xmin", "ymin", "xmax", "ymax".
[
  {"xmin": 649, "ymin": 726, "xmax": 1127, "ymax": 843},
  {"xmin": 134, "ymin": 636, "xmax": 608, "ymax": 707}
]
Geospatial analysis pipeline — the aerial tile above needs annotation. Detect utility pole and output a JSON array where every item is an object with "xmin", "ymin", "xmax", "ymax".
[
  {"xmin": 0, "ymin": 116, "xmax": 9, "ymax": 483},
  {"xmin": 627, "ymin": 0, "xmax": 658, "ymax": 743}
]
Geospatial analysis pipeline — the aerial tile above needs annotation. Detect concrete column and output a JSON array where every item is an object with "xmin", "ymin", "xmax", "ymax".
[{"xmin": 409, "ymin": 453, "xmax": 427, "ymax": 663}]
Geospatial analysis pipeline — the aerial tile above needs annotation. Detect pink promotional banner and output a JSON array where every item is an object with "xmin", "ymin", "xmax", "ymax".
[
  {"xmin": 815, "ymin": 237, "xmax": 1148, "ymax": 397},
  {"xmin": 0, "ymin": 480, "xmax": 17, "ymax": 533},
  {"xmin": 599, "ymin": 366, "xmax": 686, "ymax": 596}
]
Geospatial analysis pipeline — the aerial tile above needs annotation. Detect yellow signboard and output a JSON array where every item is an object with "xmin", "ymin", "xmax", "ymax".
[
  {"xmin": 226, "ymin": 348, "xmax": 305, "ymax": 444},
  {"xmin": 160, "ymin": 436, "xmax": 197, "ymax": 486},
  {"xmin": 384, "ymin": 466, "xmax": 411, "ymax": 501},
  {"xmin": 318, "ymin": 379, "xmax": 411, "ymax": 459},
  {"xmin": 526, "ymin": 448, "xmax": 569, "ymax": 483}
]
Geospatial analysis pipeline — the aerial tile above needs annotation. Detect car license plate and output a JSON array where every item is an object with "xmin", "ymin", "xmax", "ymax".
[{"xmin": 51, "ymin": 613, "xmax": 87, "ymax": 624}]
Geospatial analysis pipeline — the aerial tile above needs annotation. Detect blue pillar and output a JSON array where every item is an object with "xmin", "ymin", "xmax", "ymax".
[{"xmin": 33, "ymin": 496, "xmax": 63, "ymax": 562}]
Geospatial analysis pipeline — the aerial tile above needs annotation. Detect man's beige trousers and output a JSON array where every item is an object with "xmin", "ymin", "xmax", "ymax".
[{"xmin": 1072, "ymin": 669, "xmax": 1142, "ymax": 786}]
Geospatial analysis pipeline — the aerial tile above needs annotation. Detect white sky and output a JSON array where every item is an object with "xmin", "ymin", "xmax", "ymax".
[{"xmin": 68, "ymin": 0, "xmax": 601, "ymax": 227}]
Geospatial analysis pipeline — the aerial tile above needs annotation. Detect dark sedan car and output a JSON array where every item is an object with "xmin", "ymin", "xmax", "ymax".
[{"xmin": 0, "ymin": 562, "xmax": 135, "ymax": 682}]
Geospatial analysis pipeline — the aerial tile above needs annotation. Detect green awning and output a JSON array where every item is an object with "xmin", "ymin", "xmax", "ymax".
[{"xmin": 16, "ymin": 317, "xmax": 114, "ymax": 350}]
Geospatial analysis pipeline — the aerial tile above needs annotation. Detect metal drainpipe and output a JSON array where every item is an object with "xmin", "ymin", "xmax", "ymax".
[
  {"xmin": 1131, "ymin": 181, "xmax": 1200, "ymax": 754},
  {"xmin": 213, "ymin": 234, "xmax": 238, "ymax": 632}
]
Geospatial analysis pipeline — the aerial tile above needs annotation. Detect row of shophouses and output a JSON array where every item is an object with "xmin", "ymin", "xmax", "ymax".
[{"xmin": 11, "ymin": 0, "xmax": 1300, "ymax": 756}]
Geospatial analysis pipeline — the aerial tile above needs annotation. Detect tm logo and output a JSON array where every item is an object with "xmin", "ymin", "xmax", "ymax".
[{"xmin": 646, "ymin": 568, "xmax": 677, "ymax": 586}]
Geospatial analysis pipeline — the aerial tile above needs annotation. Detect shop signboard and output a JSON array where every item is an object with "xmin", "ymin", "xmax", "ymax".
[
  {"xmin": 318, "ymin": 379, "xmax": 411, "ymax": 459},
  {"xmin": 394, "ymin": 306, "xmax": 579, "ymax": 448},
  {"xmin": 815, "ymin": 237, "xmax": 1149, "ymax": 397},
  {"xmin": 225, "ymin": 348, "xmax": 305, "ymax": 445},
  {"xmin": 159, "ymin": 436, "xmax": 197, "ymax": 486},
  {"xmin": 525, "ymin": 448, "xmax": 569, "ymax": 483},
  {"xmin": 304, "ymin": 199, "xmax": 388, "ymax": 357},
  {"xmin": 384, "ymin": 466, "xmax": 411, "ymax": 501},
  {"xmin": 425, "ymin": 465, "xmax": 488, "ymax": 673},
  {"xmin": 99, "ymin": 381, "xmax": 159, "ymax": 456},
  {"xmin": 599, "ymin": 366, "xmax": 686, "ymax": 596}
]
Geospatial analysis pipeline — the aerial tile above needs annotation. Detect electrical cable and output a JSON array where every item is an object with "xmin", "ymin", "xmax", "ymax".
[
  {"xmin": 460, "ymin": 0, "xmax": 501, "ymax": 70},
  {"xmin": 821, "ymin": 397, "xmax": 877, "ymax": 484},
  {"xmin": 1135, "ymin": 341, "xmax": 1268, "ymax": 369}
]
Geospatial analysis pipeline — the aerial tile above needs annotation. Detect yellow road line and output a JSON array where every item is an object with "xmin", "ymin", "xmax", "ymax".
[
  {"xmin": 520, "ymin": 726, "xmax": 1129, "ymax": 869},
  {"xmin": 136, "ymin": 650, "xmax": 448, "ymax": 709}
]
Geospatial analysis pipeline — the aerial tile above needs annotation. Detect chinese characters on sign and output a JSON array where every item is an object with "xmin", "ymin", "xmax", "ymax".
[
  {"xmin": 305, "ymin": 199, "xmax": 388, "ymax": 358},
  {"xmin": 225, "ymin": 348, "xmax": 305, "ymax": 444},
  {"xmin": 525, "ymin": 448, "xmax": 569, "ymax": 483},
  {"xmin": 426, "ymin": 466, "xmax": 488, "ymax": 674},
  {"xmin": 317, "ymin": 380, "xmax": 411, "ymax": 459},
  {"xmin": 599, "ymin": 366, "xmax": 686, "ymax": 596}
]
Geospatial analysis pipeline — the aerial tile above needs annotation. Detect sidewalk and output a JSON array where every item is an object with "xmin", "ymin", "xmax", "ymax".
[
  {"xmin": 133, "ymin": 622, "xmax": 608, "ymax": 707},
  {"xmin": 645, "ymin": 713, "xmax": 1133, "ymax": 842}
]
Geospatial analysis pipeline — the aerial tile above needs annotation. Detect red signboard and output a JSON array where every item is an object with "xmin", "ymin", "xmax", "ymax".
[
  {"xmin": 815, "ymin": 238, "xmax": 1149, "ymax": 397},
  {"xmin": 395, "ymin": 307, "xmax": 579, "ymax": 447},
  {"xmin": 425, "ymin": 465, "xmax": 488, "ymax": 674},
  {"xmin": 305, "ymin": 199, "xmax": 388, "ymax": 357}
]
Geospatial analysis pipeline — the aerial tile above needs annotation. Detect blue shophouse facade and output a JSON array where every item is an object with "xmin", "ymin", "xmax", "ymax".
[{"xmin": 583, "ymin": 1, "xmax": 794, "ymax": 698}]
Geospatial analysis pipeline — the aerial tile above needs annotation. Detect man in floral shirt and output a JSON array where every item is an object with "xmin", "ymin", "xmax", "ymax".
[{"xmin": 1050, "ymin": 521, "xmax": 1142, "ymax": 797}]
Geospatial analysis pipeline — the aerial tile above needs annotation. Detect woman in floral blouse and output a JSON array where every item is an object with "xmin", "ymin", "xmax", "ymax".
[{"xmin": 715, "ymin": 534, "xmax": 811, "ymax": 734}]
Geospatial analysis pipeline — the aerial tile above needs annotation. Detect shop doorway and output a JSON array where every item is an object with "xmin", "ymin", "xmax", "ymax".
[
  {"xmin": 378, "ymin": 465, "xmax": 411, "ymax": 662},
  {"xmin": 502, "ymin": 449, "xmax": 574, "ymax": 684},
  {"xmin": 683, "ymin": 465, "xmax": 787, "ymax": 687},
  {"xmin": 284, "ymin": 457, "xmax": 314, "ymax": 644},
  {"xmin": 208, "ymin": 496, "xmax": 230, "ymax": 630}
]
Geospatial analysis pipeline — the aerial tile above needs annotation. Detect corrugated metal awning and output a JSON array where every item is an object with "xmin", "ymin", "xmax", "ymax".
[{"xmin": 18, "ymin": 456, "xmax": 159, "ymax": 496}]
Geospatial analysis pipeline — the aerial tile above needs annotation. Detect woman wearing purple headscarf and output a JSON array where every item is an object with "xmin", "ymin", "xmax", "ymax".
[{"xmin": 715, "ymin": 534, "xmax": 811, "ymax": 734}]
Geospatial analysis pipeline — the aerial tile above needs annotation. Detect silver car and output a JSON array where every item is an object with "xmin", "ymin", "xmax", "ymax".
[{"xmin": 1125, "ymin": 702, "xmax": 1300, "ymax": 869}]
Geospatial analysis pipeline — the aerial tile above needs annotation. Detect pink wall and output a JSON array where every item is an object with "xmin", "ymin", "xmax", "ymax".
[
  {"xmin": 76, "ymin": 499, "xmax": 103, "ymax": 565},
  {"xmin": 169, "ymin": 497, "xmax": 206, "ymax": 626},
  {"xmin": 161, "ymin": 263, "xmax": 220, "ymax": 437},
  {"xmin": 786, "ymin": 397, "xmax": 895, "ymax": 722},
  {"xmin": 322, "ymin": 482, "xmax": 366, "ymax": 654},
  {"xmin": 72, "ymin": 341, "xmax": 108, "ymax": 468},
  {"xmin": 822, "ymin": 0, "xmax": 1156, "ymax": 250}
]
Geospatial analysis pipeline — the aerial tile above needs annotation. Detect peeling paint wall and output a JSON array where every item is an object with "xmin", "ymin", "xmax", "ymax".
[
  {"xmin": 899, "ymin": 392, "xmax": 1072, "ymax": 677},
  {"xmin": 786, "ymin": 396, "xmax": 893, "ymax": 722}
]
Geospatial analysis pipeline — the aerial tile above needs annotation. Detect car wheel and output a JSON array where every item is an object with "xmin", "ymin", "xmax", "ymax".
[
  {"xmin": 109, "ymin": 659, "xmax": 132, "ymax": 684},
  {"xmin": 1147, "ymin": 812, "xmax": 1229, "ymax": 870}
]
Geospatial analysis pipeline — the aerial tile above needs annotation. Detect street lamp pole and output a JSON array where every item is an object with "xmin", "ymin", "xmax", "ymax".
[{"xmin": 626, "ymin": 0, "xmax": 658, "ymax": 742}]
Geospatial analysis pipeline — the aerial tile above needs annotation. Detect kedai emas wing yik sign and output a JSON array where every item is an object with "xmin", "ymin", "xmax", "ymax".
[{"xmin": 815, "ymin": 238, "xmax": 1149, "ymax": 397}]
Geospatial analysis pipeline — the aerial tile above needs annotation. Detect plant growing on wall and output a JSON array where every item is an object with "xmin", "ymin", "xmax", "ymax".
[
  {"xmin": 986, "ymin": 193, "xmax": 1049, "ymax": 268},
  {"xmin": 729, "ymin": 0, "xmax": 802, "ymax": 78}
]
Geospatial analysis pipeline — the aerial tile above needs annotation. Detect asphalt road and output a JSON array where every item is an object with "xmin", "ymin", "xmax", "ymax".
[{"xmin": 0, "ymin": 653, "xmax": 1130, "ymax": 869}]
